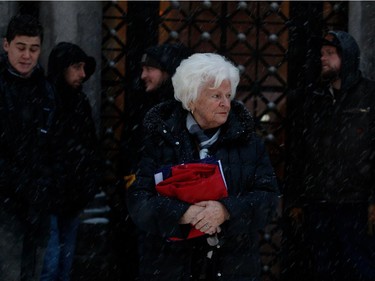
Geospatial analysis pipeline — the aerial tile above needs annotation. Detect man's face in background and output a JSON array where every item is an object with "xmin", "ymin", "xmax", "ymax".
[
  {"xmin": 320, "ymin": 45, "xmax": 341, "ymax": 81},
  {"xmin": 141, "ymin": 65, "xmax": 169, "ymax": 92},
  {"xmin": 64, "ymin": 62, "xmax": 86, "ymax": 89}
]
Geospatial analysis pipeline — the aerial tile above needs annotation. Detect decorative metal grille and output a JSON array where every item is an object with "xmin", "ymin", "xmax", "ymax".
[
  {"xmin": 101, "ymin": 2, "xmax": 348, "ymax": 280},
  {"xmin": 158, "ymin": 1, "xmax": 289, "ymax": 182},
  {"xmin": 102, "ymin": 1, "xmax": 128, "ymax": 180},
  {"xmin": 323, "ymin": 1, "xmax": 348, "ymax": 31}
]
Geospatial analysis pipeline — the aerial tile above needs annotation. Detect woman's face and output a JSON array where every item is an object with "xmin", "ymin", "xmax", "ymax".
[{"xmin": 190, "ymin": 80, "xmax": 232, "ymax": 130}]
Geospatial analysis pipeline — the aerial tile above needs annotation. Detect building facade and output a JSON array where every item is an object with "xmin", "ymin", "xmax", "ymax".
[{"xmin": 0, "ymin": 1, "xmax": 374, "ymax": 280}]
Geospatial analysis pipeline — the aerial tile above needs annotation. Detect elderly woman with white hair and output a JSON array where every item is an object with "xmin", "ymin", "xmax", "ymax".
[{"xmin": 127, "ymin": 53, "xmax": 279, "ymax": 281}]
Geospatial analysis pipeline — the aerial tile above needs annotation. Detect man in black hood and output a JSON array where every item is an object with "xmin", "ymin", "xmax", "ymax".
[
  {"xmin": 40, "ymin": 42, "xmax": 100, "ymax": 281},
  {"xmin": 48, "ymin": 42, "xmax": 96, "ymax": 88},
  {"xmin": 285, "ymin": 31, "xmax": 375, "ymax": 281},
  {"xmin": 120, "ymin": 43, "xmax": 192, "ymax": 181}
]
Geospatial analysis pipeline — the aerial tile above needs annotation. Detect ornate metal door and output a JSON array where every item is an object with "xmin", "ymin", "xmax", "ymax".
[{"xmin": 102, "ymin": 1, "xmax": 348, "ymax": 280}]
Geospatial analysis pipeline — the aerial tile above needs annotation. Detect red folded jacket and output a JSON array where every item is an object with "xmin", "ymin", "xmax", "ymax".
[{"xmin": 155, "ymin": 162, "xmax": 227, "ymax": 240}]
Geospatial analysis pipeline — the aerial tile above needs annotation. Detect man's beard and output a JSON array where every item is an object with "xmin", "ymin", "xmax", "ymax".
[{"xmin": 321, "ymin": 67, "xmax": 340, "ymax": 82}]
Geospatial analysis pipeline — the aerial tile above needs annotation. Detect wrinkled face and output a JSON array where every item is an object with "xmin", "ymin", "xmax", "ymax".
[
  {"xmin": 141, "ymin": 66, "xmax": 169, "ymax": 92},
  {"xmin": 64, "ymin": 62, "xmax": 86, "ymax": 89},
  {"xmin": 190, "ymin": 80, "xmax": 232, "ymax": 130},
  {"xmin": 3, "ymin": 35, "xmax": 41, "ymax": 77},
  {"xmin": 321, "ymin": 45, "xmax": 341, "ymax": 80}
]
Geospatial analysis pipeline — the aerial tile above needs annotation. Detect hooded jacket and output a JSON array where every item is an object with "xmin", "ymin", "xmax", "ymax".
[
  {"xmin": 0, "ymin": 53, "xmax": 58, "ymax": 221},
  {"xmin": 47, "ymin": 42, "xmax": 100, "ymax": 216},
  {"xmin": 119, "ymin": 44, "xmax": 192, "ymax": 176},
  {"xmin": 127, "ymin": 100, "xmax": 279, "ymax": 280},
  {"xmin": 286, "ymin": 31, "xmax": 375, "ymax": 207}
]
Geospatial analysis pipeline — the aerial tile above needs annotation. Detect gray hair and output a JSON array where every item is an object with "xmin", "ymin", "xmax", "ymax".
[{"xmin": 172, "ymin": 53, "xmax": 240, "ymax": 110}]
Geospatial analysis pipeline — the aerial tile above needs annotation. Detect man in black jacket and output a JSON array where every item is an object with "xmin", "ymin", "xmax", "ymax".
[
  {"xmin": 40, "ymin": 42, "xmax": 99, "ymax": 281},
  {"xmin": 111, "ymin": 43, "xmax": 191, "ymax": 281},
  {"xmin": 120, "ymin": 43, "xmax": 192, "ymax": 179},
  {"xmin": 0, "ymin": 14, "xmax": 58, "ymax": 281},
  {"xmin": 285, "ymin": 31, "xmax": 375, "ymax": 281}
]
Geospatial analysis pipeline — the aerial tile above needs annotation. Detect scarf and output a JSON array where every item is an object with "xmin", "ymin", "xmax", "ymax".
[{"xmin": 186, "ymin": 113, "xmax": 220, "ymax": 159}]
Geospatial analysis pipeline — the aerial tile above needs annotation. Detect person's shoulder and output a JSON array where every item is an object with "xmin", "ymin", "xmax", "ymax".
[
  {"xmin": 76, "ymin": 90, "xmax": 90, "ymax": 102},
  {"xmin": 147, "ymin": 99, "xmax": 178, "ymax": 115},
  {"xmin": 35, "ymin": 73, "xmax": 59, "ymax": 108},
  {"xmin": 351, "ymin": 76, "xmax": 375, "ymax": 97},
  {"xmin": 231, "ymin": 100, "xmax": 253, "ymax": 121},
  {"xmin": 43, "ymin": 75, "xmax": 57, "ymax": 94},
  {"xmin": 360, "ymin": 76, "xmax": 375, "ymax": 88},
  {"xmin": 227, "ymin": 100, "xmax": 255, "ymax": 138},
  {"xmin": 143, "ymin": 100, "xmax": 181, "ymax": 130},
  {"xmin": 76, "ymin": 91, "xmax": 94, "ymax": 112}
]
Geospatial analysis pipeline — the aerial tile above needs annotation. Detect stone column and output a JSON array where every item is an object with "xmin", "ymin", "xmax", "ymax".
[
  {"xmin": 349, "ymin": 2, "xmax": 375, "ymax": 81},
  {"xmin": 39, "ymin": 1, "xmax": 102, "ymax": 131},
  {"xmin": 0, "ymin": 2, "xmax": 17, "ymax": 39}
]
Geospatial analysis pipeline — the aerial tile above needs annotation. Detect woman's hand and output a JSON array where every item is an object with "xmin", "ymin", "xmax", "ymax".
[
  {"xmin": 179, "ymin": 205, "xmax": 205, "ymax": 224},
  {"xmin": 191, "ymin": 200, "xmax": 230, "ymax": 235}
]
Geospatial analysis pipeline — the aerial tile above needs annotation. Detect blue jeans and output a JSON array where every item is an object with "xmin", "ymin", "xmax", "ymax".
[{"xmin": 40, "ymin": 215, "xmax": 80, "ymax": 281}]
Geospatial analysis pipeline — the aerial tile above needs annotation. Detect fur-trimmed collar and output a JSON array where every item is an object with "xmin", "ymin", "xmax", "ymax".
[{"xmin": 143, "ymin": 99, "xmax": 255, "ymax": 142}]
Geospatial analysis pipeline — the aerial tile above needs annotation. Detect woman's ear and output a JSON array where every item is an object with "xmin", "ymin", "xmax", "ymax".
[{"xmin": 188, "ymin": 101, "xmax": 195, "ymax": 113}]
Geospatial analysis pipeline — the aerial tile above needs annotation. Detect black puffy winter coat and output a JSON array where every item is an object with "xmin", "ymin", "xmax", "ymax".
[
  {"xmin": 0, "ymin": 54, "xmax": 58, "ymax": 220},
  {"xmin": 127, "ymin": 100, "xmax": 279, "ymax": 281},
  {"xmin": 51, "ymin": 84, "xmax": 100, "ymax": 216}
]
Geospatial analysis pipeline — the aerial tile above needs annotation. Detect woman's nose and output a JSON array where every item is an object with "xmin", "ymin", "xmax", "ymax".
[{"xmin": 221, "ymin": 97, "xmax": 230, "ymax": 107}]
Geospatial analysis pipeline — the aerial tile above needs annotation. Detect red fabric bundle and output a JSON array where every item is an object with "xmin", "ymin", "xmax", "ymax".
[{"xmin": 156, "ymin": 162, "xmax": 227, "ymax": 240}]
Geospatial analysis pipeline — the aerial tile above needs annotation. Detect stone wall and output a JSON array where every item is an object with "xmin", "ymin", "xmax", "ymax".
[{"xmin": 349, "ymin": 1, "xmax": 375, "ymax": 81}]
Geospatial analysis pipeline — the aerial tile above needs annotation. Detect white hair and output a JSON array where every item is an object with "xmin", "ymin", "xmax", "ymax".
[{"xmin": 172, "ymin": 53, "xmax": 240, "ymax": 110}]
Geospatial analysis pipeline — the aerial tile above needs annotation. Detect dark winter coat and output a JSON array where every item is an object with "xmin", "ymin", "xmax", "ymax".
[
  {"xmin": 52, "ymin": 84, "xmax": 100, "ymax": 216},
  {"xmin": 0, "ymin": 54, "xmax": 58, "ymax": 221},
  {"xmin": 285, "ymin": 31, "xmax": 375, "ymax": 207},
  {"xmin": 127, "ymin": 100, "xmax": 279, "ymax": 281},
  {"xmin": 119, "ymin": 79, "xmax": 174, "ymax": 176},
  {"xmin": 48, "ymin": 45, "xmax": 100, "ymax": 217},
  {"xmin": 120, "ymin": 42, "xmax": 192, "ymax": 176}
]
